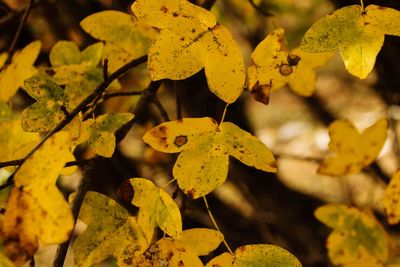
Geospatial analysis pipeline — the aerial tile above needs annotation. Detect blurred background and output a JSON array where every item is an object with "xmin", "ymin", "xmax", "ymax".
[{"xmin": 1, "ymin": 0, "xmax": 400, "ymax": 266}]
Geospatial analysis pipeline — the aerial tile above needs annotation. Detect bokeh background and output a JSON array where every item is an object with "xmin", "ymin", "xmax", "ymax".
[{"xmin": 1, "ymin": 0, "xmax": 400, "ymax": 266}]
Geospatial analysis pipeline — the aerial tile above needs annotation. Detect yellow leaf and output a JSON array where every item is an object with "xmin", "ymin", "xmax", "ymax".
[
  {"xmin": 130, "ymin": 178, "xmax": 182, "ymax": 242},
  {"xmin": 0, "ymin": 41, "xmax": 41, "ymax": 102},
  {"xmin": 0, "ymin": 251, "xmax": 14, "ymax": 267},
  {"xmin": 0, "ymin": 116, "xmax": 39, "ymax": 162},
  {"xmin": 80, "ymin": 11, "xmax": 156, "ymax": 72},
  {"xmin": 21, "ymin": 74, "xmax": 66, "ymax": 132},
  {"xmin": 81, "ymin": 113, "xmax": 134, "ymax": 157},
  {"xmin": 2, "ymin": 132, "xmax": 74, "ymax": 266},
  {"xmin": 143, "ymin": 118, "xmax": 276, "ymax": 199},
  {"xmin": 342, "ymin": 249, "xmax": 383, "ymax": 267},
  {"xmin": 132, "ymin": 0, "xmax": 245, "ymax": 104},
  {"xmin": 135, "ymin": 228, "xmax": 222, "ymax": 267},
  {"xmin": 315, "ymin": 204, "xmax": 389, "ymax": 265},
  {"xmin": 384, "ymin": 170, "xmax": 400, "ymax": 224},
  {"xmin": 74, "ymin": 191, "xmax": 149, "ymax": 267},
  {"xmin": 206, "ymin": 244, "xmax": 301, "ymax": 267},
  {"xmin": 300, "ymin": 5, "xmax": 400, "ymax": 79},
  {"xmin": 50, "ymin": 41, "xmax": 103, "ymax": 68},
  {"xmin": 318, "ymin": 118, "xmax": 387, "ymax": 176},
  {"xmin": 248, "ymin": 28, "xmax": 332, "ymax": 102}
]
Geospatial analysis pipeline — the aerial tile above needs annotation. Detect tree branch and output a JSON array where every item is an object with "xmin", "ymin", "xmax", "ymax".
[
  {"xmin": 248, "ymin": 0, "xmax": 273, "ymax": 17},
  {"xmin": 152, "ymin": 96, "xmax": 170, "ymax": 121}
]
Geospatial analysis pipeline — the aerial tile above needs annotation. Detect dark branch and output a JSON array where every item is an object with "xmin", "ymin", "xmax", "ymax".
[
  {"xmin": 152, "ymin": 96, "xmax": 170, "ymax": 121},
  {"xmin": 103, "ymin": 89, "xmax": 143, "ymax": 100},
  {"xmin": 102, "ymin": 58, "xmax": 109, "ymax": 81},
  {"xmin": 4, "ymin": 0, "xmax": 34, "ymax": 65}
]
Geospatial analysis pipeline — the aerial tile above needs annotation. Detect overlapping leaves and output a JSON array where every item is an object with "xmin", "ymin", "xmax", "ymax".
[
  {"xmin": 2, "ymin": 132, "xmax": 74, "ymax": 266},
  {"xmin": 80, "ymin": 10, "xmax": 156, "ymax": 72},
  {"xmin": 318, "ymin": 118, "xmax": 387, "ymax": 176},
  {"xmin": 132, "ymin": 0, "xmax": 246, "ymax": 103},
  {"xmin": 74, "ymin": 191, "xmax": 149, "ymax": 267},
  {"xmin": 301, "ymin": 4, "xmax": 400, "ymax": 79},
  {"xmin": 130, "ymin": 178, "xmax": 182, "ymax": 242},
  {"xmin": 143, "ymin": 117, "xmax": 276, "ymax": 199},
  {"xmin": 248, "ymin": 28, "xmax": 332, "ymax": 104}
]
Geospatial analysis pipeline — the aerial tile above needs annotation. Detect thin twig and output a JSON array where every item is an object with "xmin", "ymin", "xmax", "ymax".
[
  {"xmin": 152, "ymin": 96, "xmax": 170, "ymax": 121},
  {"xmin": 203, "ymin": 196, "xmax": 233, "ymax": 254},
  {"xmin": 4, "ymin": 0, "xmax": 34, "ymax": 65},
  {"xmin": 174, "ymin": 82, "xmax": 182, "ymax": 120},
  {"xmin": 53, "ymin": 160, "xmax": 93, "ymax": 267},
  {"xmin": 248, "ymin": 0, "xmax": 272, "ymax": 17},
  {"xmin": 3, "ymin": 55, "xmax": 147, "ymax": 189},
  {"xmin": 103, "ymin": 89, "xmax": 143, "ymax": 100},
  {"xmin": 102, "ymin": 58, "xmax": 109, "ymax": 81},
  {"xmin": 0, "ymin": 158, "xmax": 90, "ymax": 169}
]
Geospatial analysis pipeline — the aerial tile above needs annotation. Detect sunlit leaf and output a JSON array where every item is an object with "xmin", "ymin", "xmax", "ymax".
[
  {"xmin": 132, "ymin": 0, "xmax": 245, "ymax": 104},
  {"xmin": 0, "ymin": 251, "xmax": 14, "ymax": 267},
  {"xmin": 206, "ymin": 244, "xmax": 301, "ymax": 267},
  {"xmin": 74, "ymin": 191, "xmax": 149, "ymax": 267},
  {"xmin": 130, "ymin": 178, "xmax": 182, "ymax": 242},
  {"xmin": 301, "ymin": 5, "xmax": 400, "ymax": 79},
  {"xmin": 248, "ymin": 28, "xmax": 332, "ymax": 103},
  {"xmin": 80, "ymin": 10, "xmax": 156, "ymax": 72},
  {"xmin": 2, "ymin": 132, "xmax": 74, "ymax": 266},
  {"xmin": 143, "ymin": 118, "xmax": 276, "ymax": 199},
  {"xmin": 318, "ymin": 118, "xmax": 387, "ymax": 176},
  {"xmin": 315, "ymin": 204, "xmax": 389, "ymax": 265},
  {"xmin": 135, "ymin": 228, "xmax": 223, "ymax": 267},
  {"xmin": 21, "ymin": 74, "xmax": 66, "ymax": 132},
  {"xmin": 0, "ymin": 41, "xmax": 41, "ymax": 102},
  {"xmin": 81, "ymin": 113, "xmax": 134, "ymax": 157},
  {"xmin": 384, "ymin": 170, "xmax": 400, "ymax": 224},
  {"xmin": 0, "ymin": 116, "xmax": 39, "ymax": 162}
]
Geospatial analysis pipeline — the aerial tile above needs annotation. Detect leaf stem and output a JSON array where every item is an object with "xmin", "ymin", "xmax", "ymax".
[
  {"xmin": 161, "ymin": 178, "xmax": 176, "ymax": 189},
  {"xmin": 219, "ymin": 103, "xmax": 229, "ymax": 125},
  {"xmin": 203, "ymin": 196, "xmax": 233, "ymax": 254},
  {"xmin": 152, "ymin": 95, "xmax": 170, "ymax": 121},
  {"xmin": 248, "ymin": 0, "xmax": 273, "ymax": 17},
  {"xmin": 360, "ymin": 0, "xmax": 364, "ymax": 10}
]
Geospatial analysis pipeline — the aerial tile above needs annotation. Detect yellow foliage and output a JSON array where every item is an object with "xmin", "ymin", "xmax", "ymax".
[
  {"xmin": 206, "ymin": 244, "xmax": 302, "ymax": 267},
  {"xmin": 2, "ymin": 132, "xmax": 74, "ymax": 266},
  {"xmin": 130, "ymin": 178, "xmax": 182, "ymax": 242},
  {"xmin": 21, "ymin": 74, "xmax": 66, "ymax": 132},
  {"xmin": 143, "ymin": 118, "xmax": 276, "ymax": 199},
  {"xmin": 248, "ymin": 28, "xmax": 332, "ymax": 103},
  {"xmin": 315, "ymin": 204, "xmax": 389, "ymax": 265},
  {"xmin": 80, "ymin": 113, "xmax": 134, "ymax": 157},
  {"xmin": 0, "ymin": 41, "xmax": 41, "ymax": 102},
  {"xmin": 301, "ymin": 5, "xmax": 400, "ymax": 79},
  {"xmin": 318, "ymin": 118, "xmax": 387, "ymax": 176},
  {"xmin": 80, "ymin": 11, "xmax": 156, "ymax": 72},
  {"xmin": 384, "ymin": 170, "xmax": 400, "ymax": 225},
  {"xmin": 132, "ymin": 0, "xmax": 245, "ymax": 104},
  {"xmin": 135, "ymin": 228, "xmax": 223, "ymax": 267},
  {"xmin": 74, "ymin": 191, "xmax": 149, "ymax": 267}
]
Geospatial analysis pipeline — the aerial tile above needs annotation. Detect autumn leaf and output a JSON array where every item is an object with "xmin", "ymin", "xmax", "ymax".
[
  {"xmin": 135, "ymin": 228, "xmax": 223, "ymax": 267},
  {"xmin": 80, "ymin": 113, "xmax": 134, "ymax": 157},
  {"xmin": 0, "ymin": 41, "xmax": 41, "ymax": 102},
  {"xmin": 315, "ymin": 204, "xmax": 389, "ymax": 265},
  {"xmin": 248, "ymin": 28, "xmax": 332, "ymax": 103},
  {"xmin": 130, "ymin": 178, "xmax": 182, "ymax": 242},
  {"xmin": 21, "ymin": 74, "xmax": 66, "ymax": 132},
  {"xmin": 132, "ymin": 0, "xmax": 246, "ymax": 104},
  {"xmin": 74, "ymin": 191, "xmax": 149, "ymax": 267},
  {"xmin": 318, "ymin": 118, "xmax": 387, "ymax": 176},
  {"xmin": 80, "ymin": 11, "xmax": 156, "ymax": 72},
  {"xmin": 143, "ymin": 118, "xmax": 276, "ymax": 199},
  {"xmin": 301, "ymin": 5, "xmax": 400, "ymax": 79},
  {"xmin": 0, "ymin": 115, "xmax": 39, "ymax": 163},
  {"xmin": 2, "ymin": 131, "xmax": 74, "ymax": 266},
  {"xmin": 0, "ymin": 252, "xmax": 14, "ymax": 267},
  {"xmin": 206, "ymin": 244, "xmax": 302, "ymax": 267},
  {"xmin": 384, "ymin": 170, "xmax": 400, "ymax": 225}
]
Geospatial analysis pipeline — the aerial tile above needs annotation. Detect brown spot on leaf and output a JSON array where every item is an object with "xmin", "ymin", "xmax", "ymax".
[
  {"xmin": 287, "ymin": 54, "xmax": 301, "ymax": 66},
  {"xmin": 172, "ymin": 12, "xmax": 178, "ymax": 17},
  {"xmin": 186, "ymin": 188, "xmax": 196, "ymax": 199},
  {"xmin": 160, "ymin": 5, "xmax": 168, "ymax": 13},
  {"xmin": 279, "ymin": 64, "xmax": 293, "ymax": 76},
  {"xmin": 174, "ymin": 135, "xmax": 188, "ymax": 147},
  {"xmin": 251, "ymin": 82, "xmax": 271, "ymax": 105}
]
